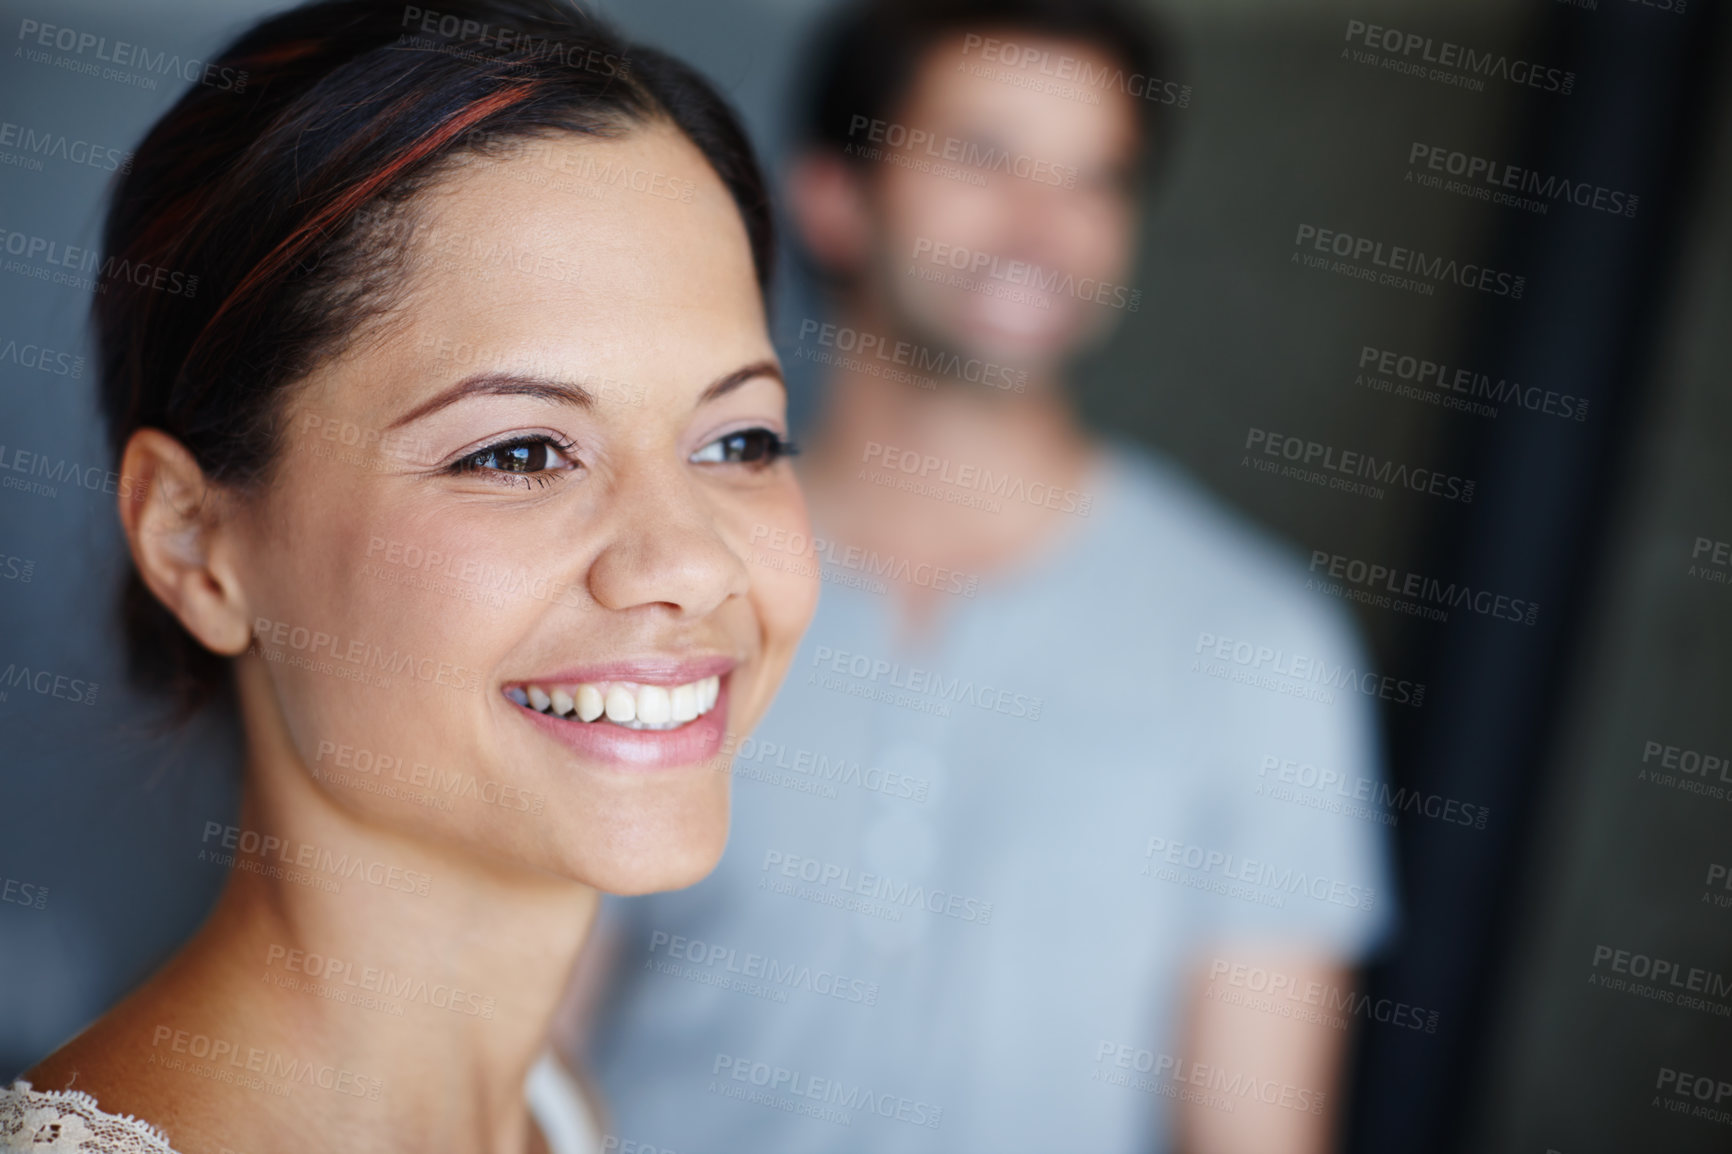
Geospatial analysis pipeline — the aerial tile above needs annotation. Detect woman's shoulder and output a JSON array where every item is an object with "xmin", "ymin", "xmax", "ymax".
[
  {"xmin": 1, "ymin": 1079, "xmax": 181, "ymax": 1153},
  {"xmin": 6, "ymin": 1055, "xmax": 597, "ymax": 1154},
  {"xmin": 7, "ymin": 989, "xmax": 210, "ymax": 1154}
]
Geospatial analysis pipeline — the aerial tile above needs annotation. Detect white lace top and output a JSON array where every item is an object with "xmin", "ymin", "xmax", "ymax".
[{"xmin": 0, "ymin": 1052, "xmax": 598, "ymax": 1153}]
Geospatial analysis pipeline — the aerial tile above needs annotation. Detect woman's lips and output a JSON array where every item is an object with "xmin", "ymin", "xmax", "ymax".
[{"xmin": 504, "ymin": 657, "xmax": 736, "ymax": 770}]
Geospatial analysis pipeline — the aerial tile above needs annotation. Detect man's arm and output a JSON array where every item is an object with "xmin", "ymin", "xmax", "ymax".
[{"xmin": 1172, "ymin": 950, "xmax": 1356, "ymax": 1154}]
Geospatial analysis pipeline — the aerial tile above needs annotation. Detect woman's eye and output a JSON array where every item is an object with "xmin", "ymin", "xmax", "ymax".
[
  {"xmin": 449, "ymin": 436, "xmax": 578, "ymax": 483},
  {"xmin": 690, "ymin": 428, "xmax": 799, "ymax": 466}
]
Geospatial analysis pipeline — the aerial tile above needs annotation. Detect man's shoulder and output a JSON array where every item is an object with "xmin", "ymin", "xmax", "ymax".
[
  {"xmin": 1101, "ymin": 441, "xmax": 1302, "ymax": 586},
  {"xmin": 1096, "ymin": 441, "xmax": 1360, "ymax": 651}
]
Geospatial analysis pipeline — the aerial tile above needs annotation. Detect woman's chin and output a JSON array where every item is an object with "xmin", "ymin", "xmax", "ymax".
[
  {"xmin": 590, "ymin": 852, "xmax": 725, "ymax": 897},
  {"xmin": 568, "ymin": 814, "xmax": 731, "ymax": 897}
]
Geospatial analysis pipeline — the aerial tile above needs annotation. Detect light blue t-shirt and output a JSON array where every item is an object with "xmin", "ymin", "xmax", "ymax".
[{"xmin": 587, "ymin": 443, "xmax": 1399, "ymax": 1153}]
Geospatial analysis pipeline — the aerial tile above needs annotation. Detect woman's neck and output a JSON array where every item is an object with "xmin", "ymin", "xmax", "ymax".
[
  {"xmin": 206, "ymin": 770, "xmax": 598, "ymax": 1151},
  {"xmin": 36, "ymin": 681, "xmax": 598, "ymax": 1154}
]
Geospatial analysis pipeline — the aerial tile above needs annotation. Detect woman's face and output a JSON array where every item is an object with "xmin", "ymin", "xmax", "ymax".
[{"xmin": 232, "ymin": 122, "xmax": 816, "ymax": 894}]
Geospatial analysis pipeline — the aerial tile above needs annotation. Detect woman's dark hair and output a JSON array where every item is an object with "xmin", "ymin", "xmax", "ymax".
[{"xmin": 98, "ymin": 0, "xmax": 775, "ymax": 719}]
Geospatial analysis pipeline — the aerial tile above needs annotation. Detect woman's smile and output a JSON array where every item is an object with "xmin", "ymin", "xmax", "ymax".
[{"xmin": 503, "ymin": 655, "xmax": 738, "ymax": 768}]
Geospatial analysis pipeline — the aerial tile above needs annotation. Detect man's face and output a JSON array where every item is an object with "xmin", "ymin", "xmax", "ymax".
[{"xmin": 858, "ymin": 31, "xmax": 1145, "ymax": 375}]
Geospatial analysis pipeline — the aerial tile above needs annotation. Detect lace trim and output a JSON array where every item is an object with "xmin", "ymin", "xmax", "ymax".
[
  {"xmin": 2, "ymin": 1057, "xmax": 585, "ymax": 1153},
  {"xmin": 0, "ymin": 1081, "xmax": 180, "ymax": 1154}
]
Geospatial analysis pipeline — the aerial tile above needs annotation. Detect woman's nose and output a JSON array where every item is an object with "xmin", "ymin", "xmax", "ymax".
[{"xmin": 583, "ymin": 470, "xmax": 752, "ymax": 619}]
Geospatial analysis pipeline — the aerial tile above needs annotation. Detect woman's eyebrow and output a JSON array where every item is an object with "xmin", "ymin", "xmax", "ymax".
[
  {"xmin": 388, "ymin": 360, "xmax": 784, "ymax": 430},
  {"xmin": 701, "ymin": 359, "xmax": 784, "ymax": 404},
  {"xmin": 387, "ymin": 372, "xmax": 596, "ymax": 430}
]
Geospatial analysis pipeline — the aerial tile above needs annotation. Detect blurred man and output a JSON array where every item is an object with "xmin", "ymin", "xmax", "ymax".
[{"xmin": 571, "ymin": 1, "xmax": 1398, "ymax": 1150}]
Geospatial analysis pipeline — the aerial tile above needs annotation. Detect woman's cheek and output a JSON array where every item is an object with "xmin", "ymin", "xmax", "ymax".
[
  {"xmin": 264, "ymin": 513, "xmax": 499, "ymax": 725},
  {"xmin": 748, "ymin": 480, "xmax": 818, "ymax": 649},
  {"xmin": 343, "ymin": 512, "xmax": 513, "ymax": 643}
]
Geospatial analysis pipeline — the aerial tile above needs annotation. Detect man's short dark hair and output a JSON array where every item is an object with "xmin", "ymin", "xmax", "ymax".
[{"xmin": 794, "ymin": 0, "xmax": 1180, "ymax": 175}]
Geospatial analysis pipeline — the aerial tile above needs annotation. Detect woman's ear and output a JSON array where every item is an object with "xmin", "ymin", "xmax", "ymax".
[
  {"xmin": 784, "ymin": 150, "xmax": 873, "ymax": 275},
  {"xmin": 119, "ymin": 429, "xmax": 255, "ymax": 658}
]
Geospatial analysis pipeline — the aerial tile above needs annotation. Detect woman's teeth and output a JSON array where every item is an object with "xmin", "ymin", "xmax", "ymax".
[{"xmin": 507, "ymin": 676, "xmax": 720, "ymax": 730}]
